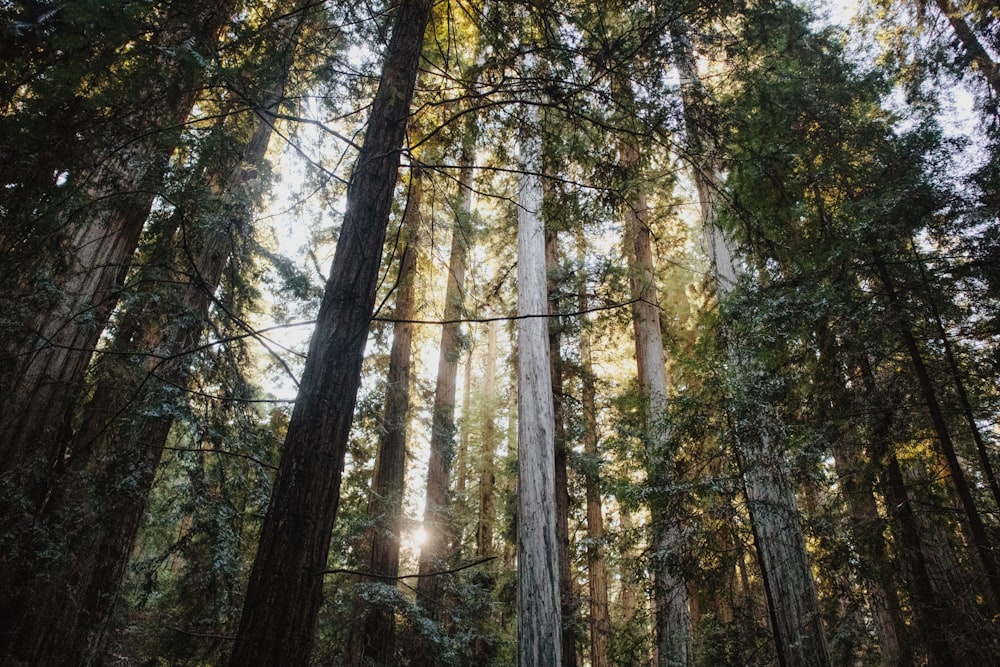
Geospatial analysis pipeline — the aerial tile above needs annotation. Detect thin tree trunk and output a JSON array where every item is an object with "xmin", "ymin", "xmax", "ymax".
[
  {"xmin": 546, "ymin": 229, "xmax": 578, "ymax": 667},
  {"xmin": 931, "ymin": 0, "xmax": 1000, "ymax": 98},
  {"xmin": 619, "ymin": 135, "xmax": 691, "ymax": 667},
  {"xmin": 416, "ymin": 144, "xmax": 471, "ymax": 612},
  {"xmin": 228, "ymin": 1, "xmax": 432, "ymax": 662},
  {"xmin": 516, "ymin": 81, "xmax": 563, "ymax": 667},
  {"xmin": 814, "ymin": 323, "xmax": 911, "ymax": 667},
  {"xmin": 873, "ymin": 254, "xmax": 1000, "ymax": 608},
  {"xmin": 353, "ymin": 166, "xmax": 422, "ymax": 667},
  {"xmin": 576, "ymin": 229, "xmax": 610, "ymax": 667},
  {"xmin": 909, "ymin": 239, "xmax": 1000, "ymax": 512},
  {"xmin": 476, "ymin": 320, "xmax": 499, "ymax": 558}
]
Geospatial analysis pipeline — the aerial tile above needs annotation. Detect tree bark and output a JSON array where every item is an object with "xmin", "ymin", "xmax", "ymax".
[
  {"xmin": 0, "ymin": 3, "xmax": 235, "ymax": 509},
  {"xmin": 873, "ymin": 254, "xmax": 1000, "ymax": 608},
  {"xmin": 672, "ymin": 22, "xmax": 829, "ymax": 667},
  {"xmin": 476, "ymin": 320, "xmax": 499, "ymax": 558},
  {"xmin": 416, "ymin": 145, "xmax": 471, "ymax": 611},
  {"xmin": 516, "ymin": 84, "xmax": 563, "ymax": 667},
  {"xmin": 228, "ymin": 0, "xmax": 433, "ymax": 662},
  {"xmin": 546, "ymin": 229, "xmax": 579, "ymax": 667},
  {"xmin": 576, "ymin": 229, "xmax": 610, "ymax": 667},
  {"xmin": 0, "ymin": 49, "xmax": 289, "ymax": 660},
  {"xmin": 619, "ymin": 136, "xmax": 691, "ymax": 667},
  {"xmin": 353, "ymin": 165, "xmax": 422, "ymax": 667}
]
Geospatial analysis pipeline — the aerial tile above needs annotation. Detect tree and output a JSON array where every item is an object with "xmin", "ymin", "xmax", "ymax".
[
  {"xmin": 516, "ymin": 52, "xmax": 563, "ymax": 667},
  {"xmin": 0, "ymin": 1, "xmax": 238, "ymax": 510},
  {"xmin": 228, "ymin": 0, "xmax": 434, "ymax": 662},
  {"xmin": 351, "ymin": 164, "xmax": 423, "ymax": 666}
]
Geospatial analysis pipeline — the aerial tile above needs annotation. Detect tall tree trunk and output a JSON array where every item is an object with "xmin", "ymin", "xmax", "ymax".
[
  {"xmin": 476, "ymin": 320, "xmax": 499, "ymax": 558},
  {"xmin": 619, "ymin": 136, "xmax": 691, "ymax": 667},
  {"xmin": 353, "ymin": 166, "xmax": 422, "ymax": 667},
  {"xmin": 672, "ymin": 23, "xmax": 830, "ymax": 667},
  {"xmin": 813, "ymin": 323, "xmax": 911, "ymax": 667},
  {"xmin": 576, "ymin": 229, "xmax": 610, "ymax": 667},
  {"xmin": 416, "ymin": 143, "xmax": 471, "ymax": 611},
  {"xmin": 909, "ymin": 239, "xmax": 1000, "ymax": 512},
  {"xmin": 228, "ymin": 0, "xmax": 433, "ymax": 662},
  {"xmin": 516, "ymin": 81, "xmax": 563, "ymax": 667},
  {"xmin": 546, "ymin": 229, "xmax": 579, "ymax": 667},
  {"xmin": 0, "ymin": 4, "xmax": 235, "ymax": 508},
  {"xmin": 873, "ymin": 254, "xmax": 1000, "ymax": 608},
  {"xmin": 931, "ymin": 0, "xmax": 1000, "ymax": 98},
  {"xmin": 0, "ymin": 57, "xmax": 288, "ymax": 662}
]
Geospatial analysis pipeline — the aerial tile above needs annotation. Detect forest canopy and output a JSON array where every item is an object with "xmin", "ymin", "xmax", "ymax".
[{"xmin": 2, "ymin": 0, "xmax": 1000, "ymax": 665}]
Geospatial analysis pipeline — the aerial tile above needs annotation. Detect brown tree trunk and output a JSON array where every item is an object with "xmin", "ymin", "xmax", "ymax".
[
  {"xmin": 671, "ymin": 22, "xmax": 829, "ymax": 666},
  {"xmin": 576, "ymin": 229, "xmax": 610, "ymax": 667},
  {"xmin": 546, "ymin": 229, "xmax": 578, "ymax": 667},
  {"xmin": 910, "ymin": 240, "xmax": 1000, "ymax": 512},
  {"xmin": 873, "ymin": 254, "xmax": 1000, "ymax": 608},
  {"xmin": 416, "ymin": 145, "xmax": 471, "ymax": 612},
  {"xmin": 0, "ymin": 4, "xmax": 235, "ymax": 508},
  {"xmin": 0, "ymin": 61, "xmax": 285, "ymax": 662},
  {"xmin": 228, "ymin": 0, "xmax": 433, "ymax": 662},
  {"xmin": 619, "ymin": 134, "xmax": 691, "ymax": 667},
  {"xmin": 352, "ymin": 166, "xmax": 423, "ymax": 667},
  {"xmin": 476, "ymin": 320, "xmax": 499, "ymax": 558},
  {"xmin": 831, "ymin": 441, "xmax": 911, "ymax": 667},
  {"xmin": 932, "ymin": 0, "xmax": 1000, "ymax": 98}
]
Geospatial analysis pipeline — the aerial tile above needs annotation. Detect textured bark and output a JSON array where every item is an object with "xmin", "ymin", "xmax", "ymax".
[
  {"xmin": 416, "ymin": 148, "xmax": 471, "ymax": 610},
  {"xmin": 0, "ymin": 4, "xmax": 234, "ymax": 508},
  {"xmin": 0, "ymin": 65, "xmax": 284, "ymax": 663},
  {"xmin": 619, "ymin": 136, "xmax": 691, "ymax": 667},
  {"xmin": 672, "ymin": 23, "xmax": 828, "ymax": 667},
  {"xmin": 353, "ymin": 167, "xmax": 422, "ymax": 667},
  {"xmin": 228, "ymin": 0, "xmax": 432, "ymax": 662},
  {"xmin": 516, "ymin": 91, "xmax": 563, "ymax": 667},
  {"xmin": 546, "ymin": 230, "xmax": 578, "ymax": 667},
  {"xmin": 735, "ymin": 421, "xmax": 829, "ymax": 667},
  {"xmin": 576, "ymin": 230, "xmax": 610, "ymax": 667},
  {"xmin": 830, "ymin": 442, "xmax": 911, "ymax": 667}
]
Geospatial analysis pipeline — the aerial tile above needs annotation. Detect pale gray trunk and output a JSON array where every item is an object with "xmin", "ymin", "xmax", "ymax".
[{"xmin": 516, "ymin": 91, "xmax": 562, "ymax": 667}]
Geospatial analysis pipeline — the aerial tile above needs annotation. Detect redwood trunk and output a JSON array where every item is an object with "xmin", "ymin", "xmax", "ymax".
[
  {"xmin": 476, "ymin": 320, "xmax": 499, "ymax": 558},
  {"xmin": 620, "ymin": 136, "xmax": 691, "ymax": 667},
  {"xmin": 228, "ymin": 1, "xmax": 432, "ymax": 662},
  {"xmin": 1, "ymin": 74, "xmax": 282, "ymax": 664},
  {"xmin": 576, "ymin": 229, "xmax": 610, "ymax": 667},
  {"xmin": 546, "ymin": 229, "xmax": 578, "ymax": 667},
  {"xmin": 672, "ymin": 23, "xmax": 828, "ymax": 666},
  {"xmin": 0, "ymin": 4, "xmax": 234, "ymax": 506},
  {"xmin": 873, "ymin": 255, "xmax": 1000, "ymax": 607},
  {"xmin": 516, "ymin": 83, "xmax": 563, "ymax": 667},
  {"xmin": 416, "ymin": 148, "xmax": 471, "ymax": 609},
  {"xmin": 355, "ymin": 166, "xmax": 422, "ymax": 666}
]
